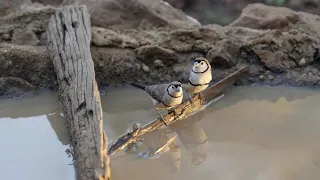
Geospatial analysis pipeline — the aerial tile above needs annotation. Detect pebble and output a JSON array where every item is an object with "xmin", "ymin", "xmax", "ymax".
[
  {"xmin": 135, "ymin": 63, "xmax": 141, "ymax": 70},
  {"xmin": 125, "ymin": 63, "xmax": 133, "ymax": 68},
  {"xmin": 298, "ymin": 57, "xmax": 306, "ymax": 66},
  {"xmin": 268, "ymin": 74, "xmax": 274, "ymax": 80},
  {"xmin": 259, "ymin": 75, "xmax": 265, "ymax": 80},
  {"xmin": 142, "ymin": 64, "xmax": 150, "ymax": 72},
  {"xmin": 154, "ymin": 59, "xmax": 165, "ymax": 68},
  {"xmin": 1, "ymin": 33, "xmax": 11, "ymax": 41}
]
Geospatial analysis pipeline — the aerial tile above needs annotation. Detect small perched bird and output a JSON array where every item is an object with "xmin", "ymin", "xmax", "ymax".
[
  {"xmin": 183, "ymin": 57, "xmax": 212, "ymax": 104},
  {"xmin": 129, "ymin": 81, "xmax": 183, "ymax": 126}
]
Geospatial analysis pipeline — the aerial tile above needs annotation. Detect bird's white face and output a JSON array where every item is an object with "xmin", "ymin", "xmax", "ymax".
[
  {"xmin": 168, "ymin": 84, "xmax": 183, "ymax": 96},
  {"xmin": 192, "ymin": 60, "xmax": 209, "ymax": 73}
]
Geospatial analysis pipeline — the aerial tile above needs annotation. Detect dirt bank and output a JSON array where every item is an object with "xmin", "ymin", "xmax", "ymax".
[{"xmin": 0, "ymin": 2, "xmax": 320, "ymax": 98}]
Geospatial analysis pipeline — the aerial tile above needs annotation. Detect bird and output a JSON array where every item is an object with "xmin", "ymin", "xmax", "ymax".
[
  {"xmin": 182, "ymin": 57, "xmax": 212, "ymax": 104},
  {"xmin": 129, "ymin": 81, "xmax": 183, "ymax": 126}
]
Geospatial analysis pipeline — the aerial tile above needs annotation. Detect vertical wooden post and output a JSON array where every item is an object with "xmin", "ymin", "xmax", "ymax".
[{"xmin": 47, "ymin": 5, "xmax": 110, "ymax": 180}]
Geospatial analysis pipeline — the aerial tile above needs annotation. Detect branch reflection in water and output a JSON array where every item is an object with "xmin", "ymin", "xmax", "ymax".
[{"xmin": 126, "ymin": 108, "xmax": 209, "ymax": 173}]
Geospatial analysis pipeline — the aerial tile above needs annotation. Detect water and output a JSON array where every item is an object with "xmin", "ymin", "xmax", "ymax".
[{"xmin": 1, "ymin": 86, "xmax": 320, "ymax": 180}]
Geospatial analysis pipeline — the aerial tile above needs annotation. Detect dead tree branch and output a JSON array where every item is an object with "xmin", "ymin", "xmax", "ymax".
[{"xmin": 47, "ymin": 5, "xmax": 110, "ymax": 180}]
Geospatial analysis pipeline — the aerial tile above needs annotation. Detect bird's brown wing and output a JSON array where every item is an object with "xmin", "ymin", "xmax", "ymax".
[{"xmin": 144, "ymin": 83, "xmax": 169, "ymax": 103}]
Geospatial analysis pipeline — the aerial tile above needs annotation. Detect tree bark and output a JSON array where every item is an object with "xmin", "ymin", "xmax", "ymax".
[{"xmin": 47, "ymin": 5, "xmax": 110, "ymax": 180}]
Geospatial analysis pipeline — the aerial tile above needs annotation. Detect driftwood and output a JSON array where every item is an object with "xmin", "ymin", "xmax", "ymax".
[
  {"xmin": 108, "ymin": 66, "xmax": 248, "ymax": 155},
  {"xmin": 47, "ymin": 5, "xmax": 110, "ymax": 180}
]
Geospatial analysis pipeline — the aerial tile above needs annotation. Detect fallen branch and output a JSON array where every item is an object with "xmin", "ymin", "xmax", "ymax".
[
  {"xmin": 108, "ymin": 66, "xmax": 248, "ymax": 155},
  {"xmin": 47, "ymin": 5, "xmax": 110, "ymax": 180}
]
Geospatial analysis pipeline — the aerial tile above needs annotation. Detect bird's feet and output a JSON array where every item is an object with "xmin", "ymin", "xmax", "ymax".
[
  {"xmin": 161, "ymin": 118, "xmax": 168, "ymax": 127},
  {"xmin": 187, "ymin": 92, "xmax": 195, "ymax": 105},
  {"xmin": 169, "ymin": 108, "xmax": 179, "ymax": 120},
  {"xmin": 156, "ymin": 108, "xmax": 168, "ymax": 126}
]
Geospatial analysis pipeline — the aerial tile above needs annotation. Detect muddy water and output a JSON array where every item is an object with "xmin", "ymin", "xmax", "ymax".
[{"xmin": 1, "ymin": 87, "xmax": 320, "ymax": 180}]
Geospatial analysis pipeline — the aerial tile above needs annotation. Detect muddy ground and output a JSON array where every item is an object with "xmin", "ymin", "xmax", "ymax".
[{"xmin": 0, "ymin": 0, "xmax": 320, "ymax": 98}]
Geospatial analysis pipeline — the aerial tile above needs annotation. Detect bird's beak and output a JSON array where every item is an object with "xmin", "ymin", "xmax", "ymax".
[
  {"xmin": 194, "ymin": 63, "xmax": 200, "ymax": 68},
  {"xmin": 177, "ymin": 86, "xmax": 182, "ymax": 92}
]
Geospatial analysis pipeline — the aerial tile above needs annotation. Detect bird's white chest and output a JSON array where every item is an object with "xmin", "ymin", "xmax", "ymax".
[{"xmin": 189, "ymin": 71, "xmax": 212, "ymax": 84}]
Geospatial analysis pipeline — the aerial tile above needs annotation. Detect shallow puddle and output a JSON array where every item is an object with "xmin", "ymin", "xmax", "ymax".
[{"xmin": 1, "ymin": 86, "xmax": 320, "ymax": 180}]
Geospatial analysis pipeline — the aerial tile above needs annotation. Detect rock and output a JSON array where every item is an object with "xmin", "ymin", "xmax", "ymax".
[
  {"xmin": 281, "ymin": 30, "xmax": 317, "ymax": 65},
  {"xmin": 287, "ymin": 0, "xmax": 320, "ymax": 15},
  {"xmin": 154, "ymin": 59, "xmax": 165, "ymax": 68},
  {"xmin": 62, "ymin": 0, "xmax": 200, "ymax": 30},
  {"xmin": 90, "ymin": 47, "xmax": 141, "ymax": 86},
  {"xmin": 0, "ymin": 77, "xmax": 36, "ymax": 98},
  {"xmin": 230, "ymin": 3, "xmax": 299, "ymax": 30},
  {"xmin": 0, "ymin": 43, "xmax": 55, "ymax": 89},
  {"xmin": 1, "ymin": 33, "xmax": 11, "ymax": 41},
  {"xmin": 142, "ymin": 63, "xmax": 150, "ymax": 72},
  {"xmin": 135, "ymin": 45, "xmax": 178, "ymax": 66},
  {"xmin": 298, "ymin": 57, "xmax": 307, "ymax": 66},
  {"xmin": 164, "ymin": 0, "xmax": 185, "ymax": 9},
  {"xmin": 229, "ymin": 3, "xmax": 320, "ymax": 39},
  {"xmin": 135, "ymin": 63, "xmax": 141, "ymax": 71},
  {"xmin": 0, "ymin": 6, "xmax": 56, "ymax": 44},
  {"xmin": 268, "ymin": 74, "xmax": 274, "ymax": 80},
  {"xmin": 0, "ymin": 0, "xmax": 33, "ymax": 17},
  {"xmin": 32, "ymin": 0, "xmax": 63, "ymax": 6},
  {"xmin": 206, "ymin": 39, "xmax": 240, "ymax": 68},
  {"xmin": 92, "ymin": 27, "xmax": 139, "ymax": 48},
  {"xmin": 243, "ymin": 29, "xmax": 318, "ymax": 72},
  {"xmin": 259, "ymin": 74, "xmax": 265, "ymax": 80},
  {"xmin": 11, "ymin": 28, "xmax": 40, "ymax": 45},
  {"xmin": 259, "ymin": 50, "xmax": 296, "ymax": 73}
]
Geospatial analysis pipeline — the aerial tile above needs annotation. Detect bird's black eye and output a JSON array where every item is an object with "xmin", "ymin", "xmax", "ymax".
[
  {"xmin": 201, "ymin": 62, "xmax": 204, "ymax": 65},
  {"xmin": 171, "ymin": 85, "xmax": 175, "ymax": 89}
]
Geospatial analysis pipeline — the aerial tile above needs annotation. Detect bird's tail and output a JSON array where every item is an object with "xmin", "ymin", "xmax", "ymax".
[{"xmin": 128, "ymin": 82, "xmax": 146, "ymax": 90}]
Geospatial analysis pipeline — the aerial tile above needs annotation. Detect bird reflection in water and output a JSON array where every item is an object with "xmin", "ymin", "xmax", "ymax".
[{"xmin": 127, "ymin": 108, "xmax": 208, "ymax": 173}]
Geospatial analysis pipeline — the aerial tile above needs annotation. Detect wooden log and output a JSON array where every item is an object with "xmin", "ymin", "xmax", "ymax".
[
  {"xmin": 108, "ymin": 66, "xmax": 248, "ymax": 155},
  {"xmin": 47, "ymin": 5, "xmax": 110, "ymax": 180}
]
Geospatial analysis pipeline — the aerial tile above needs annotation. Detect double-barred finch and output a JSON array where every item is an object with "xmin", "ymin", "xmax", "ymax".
[
  {"xmin": 182, "ymin": 57, "xmax": 212, "ymax": 104},
  {"xmin": 129, "ymin": 81, "xmax": 183, "ymax": 126}
]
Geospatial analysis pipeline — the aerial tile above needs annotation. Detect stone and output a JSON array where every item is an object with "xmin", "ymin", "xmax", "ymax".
[
  {"xmin": 11, "ymin": 28, "xmax": 40, "ymax": 46},
  {"xmin": 268, "ymin": 74, "xmax": 274, "ymax": 80},
  {"xmin": 259, "ymin": 75, "xmax": 265, "ymax": 80},
  {"xmin": 0, "ymin": 77, "xmax": 36, "ymax": 98},
  {"xmin": 1, "ymin": 33, "xmax": 11, "ymax": 41},
  {"xmin": 135, "ymin": 45, "xmax": 178, "ymax": 66},
  {"xmin": 62, "ymin": 0, "xmax": 200, "ymax": 30},
  {"xmin": 92, "ymin": 27, "xmax": 139, "ymax": 48},
  {"xmin": 142, "ymin": 63, "xmax": 150, "ymax": 72},
  {"xmin": 259, "ymin": 50, "xmax": 296, "ymax": 73},
  {"xmin": 154, "ymin": 59, "xmax": 165, "ymax": 68},
  {"xmin": 206, "ymin": 39, "xmax": 240, "ymax": 68},
  {"xmin": 230, "ymin": 3, "xmax": 299, "ymax": 30}
]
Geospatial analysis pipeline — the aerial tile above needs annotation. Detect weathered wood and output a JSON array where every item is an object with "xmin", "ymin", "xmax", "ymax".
[
  {"xmin": 47, "ymin": 5, "xmax": 110, "ymax": 180},
  {"xmin": 108, "ymin": 66, "xmax": 248, "ymax": 155}
]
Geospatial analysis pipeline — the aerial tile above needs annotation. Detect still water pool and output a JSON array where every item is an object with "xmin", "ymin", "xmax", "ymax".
[{"xmin": 1, "ymin": 86, "xmax": 320, "ymax": 180}]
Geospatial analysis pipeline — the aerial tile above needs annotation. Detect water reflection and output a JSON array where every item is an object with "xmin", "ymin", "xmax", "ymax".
[
  {"xmin": 103, "ymin": 86, "xmax": 320, "ymax": 180},
  {"xmin": 0, "ymin": 91, "xmax": 75, "ymax": 180},
  {"xmin": 172, "ymin": 111, "xmax": 208, "ymax": 166},
  {"xmin": 2, "ymin": 86, "xmax": 320, "ymax": 180}
]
